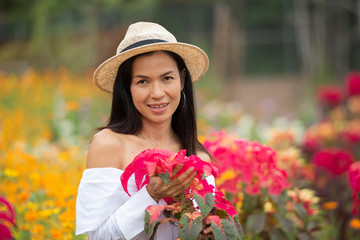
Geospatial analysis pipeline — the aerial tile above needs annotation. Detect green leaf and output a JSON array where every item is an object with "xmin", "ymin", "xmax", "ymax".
[
  {"xmin": 232, "ymin": 214, "xmax": 244, "ymax": 239},
  {"xmin": 274, "ymin": 214, "xmax": 297, "ymax": 240},
  {"xmin": 144, "ymin": 205, "xmax": 179, "ymax": 238},
  {"xmin": 297, "ymin": 231, "xmax": 311, "ymax": 240},
  {"xmin": 179, "ymin": 213, "xmax": 203, "ymax": 240},
  {"xmin": 194, "ymin": 192, "xmax": 214, "ymax": 217},
  {"xmin": 144, "ymin": 210, "xmax": 160, "ymax": 238},
  {"xmin": 293, "ymin": 202, "xmax": 308, "ymax": 222},
  {"xmin": 246, "ymin": 212, "xmax": 265, "ymax": 235},
  {"xmin": 158, "ymin": 171, "xmax": 170, "ymax": 185},
  {"xmin": 242, "ymin": 193, "xmax": 259, "ymax": 213},
  {"xmin": 211, "ymin": 219, "xmax": 242, "ymax": 240},
  {"xmin": 270, "ymin": 228, "xmax": 288, "ymax": 240}
]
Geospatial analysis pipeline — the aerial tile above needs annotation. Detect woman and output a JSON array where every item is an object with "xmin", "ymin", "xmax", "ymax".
[{"xmin": 76, "ymin": 22, "xmax": 214, "ymax": 239}]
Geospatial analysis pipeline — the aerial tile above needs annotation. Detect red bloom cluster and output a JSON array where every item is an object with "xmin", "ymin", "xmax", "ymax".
[
  {"xmin": 312, "ymin": 149, "xmax": 354, "ymax": 176},
  {"xmin": 346, "ymin": 71, "xmax": 360, "ymax": 97},
  {"xmin": 349, "ymin": 162, "xmax": 360, "ymax": 215},
  {"xmin": 121, "ymin": 148, "xmax": 242, "ymax": 239},
  {"xmin": 0, "ymin": 196, "xmax": 16, "ymax": 240},
  {"xmin": 316, "ymin": 85, "xmax": 343, "ymax": 107},
  {"xmin": 203, "ymin": 131, "xmax": 290, "ymax": 196}
]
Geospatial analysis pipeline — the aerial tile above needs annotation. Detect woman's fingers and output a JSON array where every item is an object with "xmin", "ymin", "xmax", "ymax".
[
  {"xmin": 202, "ymin": 226, "xmax": 212, "ymax": 235},
  {"xmin": 148, "ymin": 165, "xmax": 198, "ymax": 199},
  {"xmin": 168, "ymin": 169, "xmax": 196, "ymax": 196},
  {"xmin": 172, "ymin": 163, "xmax": 184, "ymax": 177}
]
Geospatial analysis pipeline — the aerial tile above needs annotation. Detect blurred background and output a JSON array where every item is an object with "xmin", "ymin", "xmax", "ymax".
[
  {"xmin": 2, "ymin": 0, "xmax": 359, "ymax": 123},
  {"xmin": 1, "ymin": 1, "xmax": 360, "ymax": 239}
]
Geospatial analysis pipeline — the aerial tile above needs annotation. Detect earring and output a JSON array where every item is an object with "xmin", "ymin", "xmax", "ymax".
[{"xmin": 181, "ymin": 91, "xmax": 186, "ymax": 109}]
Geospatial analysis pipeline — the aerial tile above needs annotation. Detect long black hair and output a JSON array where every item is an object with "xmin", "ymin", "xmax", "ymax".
[{"xmin": 98, "ymin": 50, "xmax": 211, "ymax": 157}]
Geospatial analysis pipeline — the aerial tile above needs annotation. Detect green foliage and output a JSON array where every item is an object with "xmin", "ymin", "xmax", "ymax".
[
  {"xmin": 179, "ymin": 213, "xmax": 203, "ymax": 240},
  {"xmin": 194, "ymin": 192, "xmax": 214, "ymax": 217},
  {"xmin": 246, "ymin": 212, "xmax": 265, "ymax": 235}
]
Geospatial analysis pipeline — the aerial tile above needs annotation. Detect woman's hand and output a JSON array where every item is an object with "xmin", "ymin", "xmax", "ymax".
[
  {"xmin": 146, "ymin": 164, "xmax": 196, "ymax": 202},
  {"xmin": 202, "ymin": 218, "xmax": 213, "ymax": 235}
]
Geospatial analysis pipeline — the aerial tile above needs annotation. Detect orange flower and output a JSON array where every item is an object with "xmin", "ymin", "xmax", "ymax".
[
  {"xmin": 24, "ymin": 208, "xmax": 38, "ymax": 223},
  {"xmin": 349, "ymin": 218, "xmax": 360, "ymax": 230},
  {"xmin": 17, "ymin": 190, "xmax": 31, "ymax": 203},
  {"xmin": 66, "ymin": 101, "xmax": 80, "ymax": 111},
  {"xmin": 321, "ymin": 201, "xmax": 338, "ymax": 210},
  {"xmin": 31, "ymin": 223, "xmax": 45, "ymax": 238},
  {"xmin": 50, "ymin": 228, "xmax": 63, "ymax": 239}
]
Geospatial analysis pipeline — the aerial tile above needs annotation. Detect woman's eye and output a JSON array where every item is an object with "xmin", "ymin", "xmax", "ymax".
[
  {"xmin": 137, "ymin": 80, "xmax": 147, "ymax": 85},
  {"xmin": 164, "ymin": 76, "xmax": 174, "ymax": 81}
]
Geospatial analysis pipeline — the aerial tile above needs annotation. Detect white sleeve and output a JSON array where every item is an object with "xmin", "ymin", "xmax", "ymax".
[
  {"xmin": 76, "ymin": 168, "xmax": 158, "ymax": 240},
  {"xmin": 86, "ymin": 186, "xmax": 157, "ymax": 240}
]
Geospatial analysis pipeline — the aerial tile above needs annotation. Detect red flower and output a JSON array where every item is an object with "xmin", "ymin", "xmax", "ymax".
[
  {"xmin": 214, "ymin": 190, "xmax": 238, "ymax": 217},
  {"xmin": 204, "ymin": 131, "xmax": 290, "ymax": 196},
  {"xmin": 349, "ymin": 162, "xmax": 360, "ymax": 215},
  {"xmin": 316, "ymin": 85, "xmax": 343, "ymax": 107},
  {"xmin": 312, "ymin": 149, "xmax": 354, "ymax": 176},
  {"xmin": 120, "ymin": 148, "xmax": 218, "ymax": 196},
  {"xmin": 0, "ymin": 196, "xmax": 16, "ymax": 240},
  {"xmin": 346, "ymin": 71, "xmax": 360, "ymax": 97}
]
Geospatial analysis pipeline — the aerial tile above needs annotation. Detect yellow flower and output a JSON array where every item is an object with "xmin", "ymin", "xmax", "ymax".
[
  {"xmin": 298, "ymin": 189, "xmax": 319, "ymax": 203},
  {"xmin": 39, "ymin": 208, "xmax": 58, "ymax": 219},
  {"xmin": 4, "ymin": 168, "xmax": 19, "ymax": 178},
  {"xmin": 264, "ymin": 201, "xmax": 275, "ymax": 213},
  {"xmin": 321, "ymin": 201, "xmax": 338, "ymax": 210},
  {"xmin": 349, "ymin": 218, "xmax": 360, "ymax": 230},
  {"xmin": 198, "ymin": 135, "xmax": 206, "ymax": 144},
  {"xmin": 217, "ymin": 169, "xmax": 237, "ymax": 186}
]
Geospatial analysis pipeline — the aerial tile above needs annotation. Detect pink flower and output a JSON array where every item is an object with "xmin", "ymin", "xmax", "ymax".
[
  {"xmin": 120, "ymin": 148, "xmax": 217, "ymax": 196},
  {"xmin": 0, "ymin": 196, "xmax": 16, "ymax": 240},
  {"xmin": 214, "ymin": 190, "xmax": 238, "ymax": 217},
  {"xmin": 312, "ymin": 149, "xmax": 354, "ymax": 176},
  {"xmin": 316, "ymin": 85, "xmax": 343, "ymax": 107},
  {"xmin": 349, "ymin": 162, "xmax": 360, "ymax": 215},
  {"xmin": 204, "ymin": 131, "xmax": 290, "ymax": 196},
  {"xmin": 346, "ymin": 71, "xmax": 360, "ymax": 97}
]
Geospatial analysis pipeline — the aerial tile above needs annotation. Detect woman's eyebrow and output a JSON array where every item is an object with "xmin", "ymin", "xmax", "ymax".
[
  {"xmin": 160, "ymin": 71, "xmax": 175, "ymax": 77},
  {"xmin": 133, "ymin": 71, "xmax": 175, "ymax": 79},
  {"xmin": 133, "ymin": 74, "xmax": 148, "ymax": 79}
]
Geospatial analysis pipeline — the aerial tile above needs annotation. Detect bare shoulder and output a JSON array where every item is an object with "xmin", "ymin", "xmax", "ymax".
[
  {"xmin": 196, "ymin": 150, "xmax": 211, "ymax": 163},
  {"xmin": 86, "ymin": 129, "xmax": 126, "ymax": 169}
]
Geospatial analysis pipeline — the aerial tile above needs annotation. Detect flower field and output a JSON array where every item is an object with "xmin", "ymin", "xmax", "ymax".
[{"xmin": 1, "ymin": 69, "xmax": 360, "ymax": 239}]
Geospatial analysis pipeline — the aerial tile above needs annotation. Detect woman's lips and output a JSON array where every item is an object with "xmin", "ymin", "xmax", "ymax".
[{"xmin": 147, "ymin": 103, "xmax": 169, "ymax": 112}]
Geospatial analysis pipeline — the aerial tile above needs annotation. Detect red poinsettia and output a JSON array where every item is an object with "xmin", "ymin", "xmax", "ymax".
[
  {"xmin": 0, "ymin": 196, "xmax": 16, "ymax": 240},
  {"xmin": 120, "ymin": 148, "xmax": 218, "ymax": 198},
  {"xmin": 312, "ymin": 148, "xmax": 354, "ymax": 176},
  {"xmin": 121, "ymin": 148, "xmax": 242, "ymax": 239},
  {"xmin": 346, "ymin": 71, "xmax": 360, "ymax": 97},
  {"xmin": 349, "ymin": 162, "xmax": 360, "ymax": 215},
  {"xmin": 203, "ymin": 131, "xmax": 290, "ymax": 196}
]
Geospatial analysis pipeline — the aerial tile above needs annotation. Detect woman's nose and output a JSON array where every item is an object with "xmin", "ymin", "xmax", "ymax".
[{"xmin": 151, "ymin": 82, "xmax": 165, "ymax": 98}]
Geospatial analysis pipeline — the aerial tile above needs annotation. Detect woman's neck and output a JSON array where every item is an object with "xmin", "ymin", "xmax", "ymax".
[{"xmin": 139, "ymin": 119, "xmax": 176, "ymax": 150}]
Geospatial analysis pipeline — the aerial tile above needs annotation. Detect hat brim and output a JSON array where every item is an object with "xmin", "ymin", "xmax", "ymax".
[{"xmin": 93, "ymin": 42, "xmax": 209, "ymax": 93}]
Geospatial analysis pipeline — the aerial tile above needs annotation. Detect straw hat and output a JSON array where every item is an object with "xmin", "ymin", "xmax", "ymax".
[{"xmin": 93, "ymin": 22, "xmax": 209, "ymax": 93}]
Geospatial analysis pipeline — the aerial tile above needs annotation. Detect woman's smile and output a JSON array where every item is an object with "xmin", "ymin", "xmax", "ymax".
[{"xmin": 147, "ymin": 102, "xmax": 169, "ymax": 112}]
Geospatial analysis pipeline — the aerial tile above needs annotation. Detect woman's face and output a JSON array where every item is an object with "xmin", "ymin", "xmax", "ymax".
[{"xmin": 130, "ymin": 51, "xmax": 184, "ymax": 125}]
